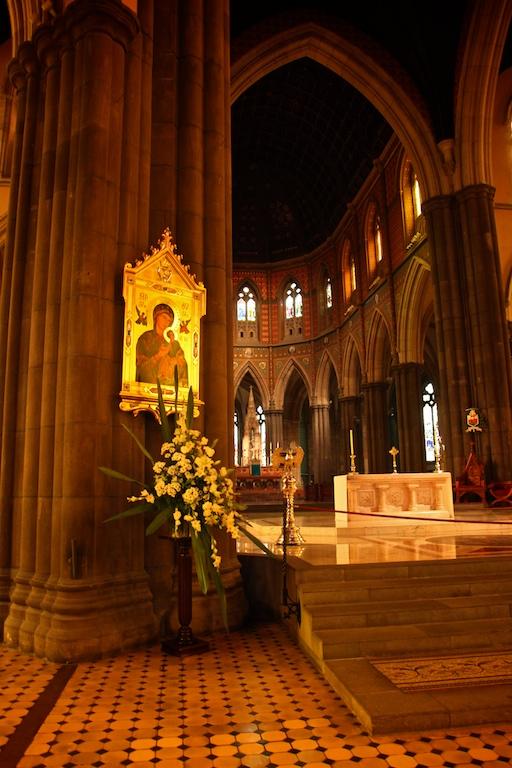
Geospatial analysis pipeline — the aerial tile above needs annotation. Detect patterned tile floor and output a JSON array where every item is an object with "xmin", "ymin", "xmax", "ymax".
[{"xmin": 2, "ymin": 622, "xmax": 512, "ymax": 768}]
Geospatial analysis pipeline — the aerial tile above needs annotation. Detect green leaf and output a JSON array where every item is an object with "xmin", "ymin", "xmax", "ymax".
[
  {"xmin": 238, "ymin": 524, "xmax": 277, "ymax": 558},
  {"xmin": 145, "ymin": 508, "xmax": 171, "ymax": 536},
  {"xmin": 103, "ymin": 500, "xmax": 153, "ymax": 523},
  {"xmin": 121, "ymin": 423, "xmax": 154, "ymax": 464},
  {"xmin": 157, "ymin": 378, "xmax": 172, "ymax": 442},
  {"xmin": 203, "ymin": 528, "xmax": 228, "ymax": 628},
  {"xmin": 186, "ymin": 386, "xmax": 194, "ymax": 429},
  {"xmin": 99, "ymin": 466, "xmax": 146, "ymax": 486},
  {"xmin": 191, "ymin": 533, "xmax": 210, "ymax": 594}
]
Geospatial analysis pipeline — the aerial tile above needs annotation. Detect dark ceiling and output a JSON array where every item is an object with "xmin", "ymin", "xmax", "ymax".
[
  {"xmin": 232, "ymin": 59, "xmax": 392, "ymax": 263},
  {"xmin": 230, "ymin": 0, "xmax": 472, "ymax": 264}
]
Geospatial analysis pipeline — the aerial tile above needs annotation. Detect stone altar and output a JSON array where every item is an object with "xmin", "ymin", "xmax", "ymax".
[{"xmin": 333, "ymin": 472, "xmax": 454, "ymax": 526}]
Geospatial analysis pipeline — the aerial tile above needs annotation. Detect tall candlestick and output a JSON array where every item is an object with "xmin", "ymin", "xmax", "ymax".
[{"xmin": 349, "ymin": 429, "xmax": 354, "ymax": 455}]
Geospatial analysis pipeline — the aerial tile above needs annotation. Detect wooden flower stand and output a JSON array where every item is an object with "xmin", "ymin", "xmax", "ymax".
[{"xmin": 161, "ymin": 536, "xmax": 210, "ymax": 656}]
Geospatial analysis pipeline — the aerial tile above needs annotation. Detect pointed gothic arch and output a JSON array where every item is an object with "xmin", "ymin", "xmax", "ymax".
[
  {"xmin": 340, "ymin": 335, "xmax": 363, "ymax": 397},
  {"xmin": 272, "ymin": 358, "xmax": 311, "ymax": 412},
  {"xmin": 365, "ymin": 309, "xmax": 392, "ymax": 383},
  {"xmin": 314, "ymin": 349, "xmax": 339, "ymax": 406},
  {"xmin": 234, "ymin": 361, "xmax": 270, "ymax": 410},
  {"xmin": 455, "ymin": 0, "xmax": 512, "ymax": 186},
  {"xmin": 231, "ymin": 21, "xmax": 445, "ymax": 200},
  {"xmin": 397, "ymin": 256, "xmax": 434, "ymax": 364}
]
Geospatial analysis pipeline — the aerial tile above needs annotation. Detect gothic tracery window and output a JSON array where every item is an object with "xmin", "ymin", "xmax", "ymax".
[
  {"xmin": 422, "ymin": 379, "xmax": 438, "ymax": 463},
  {"xmin": 325, "ymin": 275, "xmax": 333, "ymax": 309},
  {"xmin": 284, "ymin": 280, "xmax": 303, "ymax": 337},
  {"xmin": 402, "ymin": 159, "xmax": 423, "ymax": 246},
  {"xmin": 236, "ymin": 284, "xmax": 258, "ymax": 341},
  {"xmin": 365, "ymin": 202, "xmax": 384, "ymax": 281}
]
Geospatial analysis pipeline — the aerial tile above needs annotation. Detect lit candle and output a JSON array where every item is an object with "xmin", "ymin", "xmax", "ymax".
[{"xmin": 349, "ymin": 429, "xmax": 354, "ymax": 455}]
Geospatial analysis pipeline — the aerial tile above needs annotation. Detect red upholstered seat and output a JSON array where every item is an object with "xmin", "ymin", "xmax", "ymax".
[{"xmin": 455, "ymin": 444, "xmax": 486, "ymax": 504}]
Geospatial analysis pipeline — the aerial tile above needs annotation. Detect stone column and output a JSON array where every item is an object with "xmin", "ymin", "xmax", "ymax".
[
  {"xmin": 393, "ymin": 362, "xmax": 425, "ymax": 472},
  {"xmin": 2, "ymin": 0, "xmax": 157, "ymax": 662},
  {"xmin": 265, "ymin": 408, "xmax": 284, "ymax": 452},
  {"xmin": 456, "ymin": 184, "xmax": 512, "ymax": 480},
  {"xmin": 423, "ymin": 195, "xmax": 470, "ymax": 477},
  {"xmin": 424, "ymin": 188, "xmax": 512, "ymax": 480},
  {"xmin": 311, "ymin": 403, "xmax": 331, "ymax": 484},
  {"xmin": 0, "ymin": 45, "xmax": 39, "ymax": 628},
  {"xmin": 339, "ymin": 395, "xmax": 361, "ymax": 474},
  {"xmin": 148, "ymin": 0, "xmax": 243, "ymax": 633},
  {"xmin": 362, "ymin": 381, "xmax": 389, "ymax": 473}
]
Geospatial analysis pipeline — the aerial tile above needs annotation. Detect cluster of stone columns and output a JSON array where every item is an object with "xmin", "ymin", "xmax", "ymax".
[
  {"xmin": 0, "ymin": 0, "xmax": 241, "ymax": 662},
  {"xmin": 424, "ymin": 186, "xmax": 512, "ymax": 480},
  {"xmin": 0, "ymin": 0, "xmax": 161, "ymax": 661}
]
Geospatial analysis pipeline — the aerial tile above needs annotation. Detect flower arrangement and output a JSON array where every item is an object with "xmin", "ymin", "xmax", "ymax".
[{"xmin": 100, "ymin": 371, "xmax": 272, "ymax": 626}]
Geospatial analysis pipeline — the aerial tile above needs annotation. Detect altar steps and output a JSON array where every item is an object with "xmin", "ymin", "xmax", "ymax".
[{"xmin": 295, "ymin": 556, "xmax": 512, "ymax": 733}]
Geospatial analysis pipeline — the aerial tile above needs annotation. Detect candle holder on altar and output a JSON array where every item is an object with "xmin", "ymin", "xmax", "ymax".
[
  {"xmin": 389, "ymin": 446, "xmax": 399, "ymax": 473},
  {"xmin": 433, "ymin": 427, "xmax": 443, "ymax": 473},
  {"xmin": 349, "ymin": 452, "xmax": 357, "ymax": 474}
]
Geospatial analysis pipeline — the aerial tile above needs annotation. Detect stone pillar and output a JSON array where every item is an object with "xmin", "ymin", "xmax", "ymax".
[
  {"xmin": 2, "ymin": 0, "xmax": 158, "ymax": 662},
  {"xmin": 149, "ymin": 1, "xmax": 231, "ymax": 461},
  {"xmin": 393, "ymin": 362, "xmax": 425, "ymax": 472},
  {"xmin": 424, "ymin": 188, "xmax": 512, "ymax": 480},
  {"xmin": 311, "ymin": 404, "xmax": 331, "ymax": 484},
  {"xmin": 456, "ymin": 184, "xmax": 512, "ymax": 480},
  {"xmin": 0, "ymin": 45, "xmax": 39, "ymax": 627},
  {"xmin": 265, "ymin": 408, "xmax": 284, "ymax": 452},
  {"xmin": 148, "ymin": 0, "xmax": 243, "ymax": 633},
  {"xmin": 339, "ymin": 395, "xmax": 361, "ymax": 474},
  {"xmin": 362, "ymin": 381, "xmax": 389, "ymax": 473},
  {"xmin": 423, "ymin": 195, "xmax": 470, "ymax": 477}
]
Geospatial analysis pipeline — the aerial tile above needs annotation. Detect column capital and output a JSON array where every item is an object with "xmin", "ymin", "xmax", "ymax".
[{"xmin": 65, "ymin": 0, "xmax": 140, "ymax": 51}]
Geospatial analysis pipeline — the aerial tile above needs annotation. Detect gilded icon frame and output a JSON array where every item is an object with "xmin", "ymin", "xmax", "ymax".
[{"xmin": 119, "ymin": 229, "xmax": 206, "ymax": 418}]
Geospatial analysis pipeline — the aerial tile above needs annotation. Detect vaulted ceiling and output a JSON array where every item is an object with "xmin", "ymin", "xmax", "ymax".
[{"xmin": 230, "ymin": 0, "xmax": 473, "ymax": 264}]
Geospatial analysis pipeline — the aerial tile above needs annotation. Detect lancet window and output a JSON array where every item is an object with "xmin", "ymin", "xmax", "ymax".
[
  {"xmin": 422, "ymin": 379, "xmax": 438, "ymax": 463},
  {"xmin": 284, "ymin": 280, "xmax": 303, "ymax": 337},
  {"xmin": 341, "ymin": 239, "xmax": 356, "ymax": 304},
  {"xmin": 365, "ymin": 202, "xmax": 384, "ymax": 281},
  {"xmin": 402, "ymin": 160, "xmax": 423, "ymax": 246},
  {"xmin": 236, "ymin": 284, "xmax": 258, "ymax": 341}
]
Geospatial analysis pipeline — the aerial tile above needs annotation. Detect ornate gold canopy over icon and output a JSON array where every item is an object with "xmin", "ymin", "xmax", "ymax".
[{"xmin": 119, "ymin": 229, "xmax": 206, "ymax": 419}]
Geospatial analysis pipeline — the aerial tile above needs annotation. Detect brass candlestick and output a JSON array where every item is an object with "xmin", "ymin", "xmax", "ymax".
[
  {"xmin": 433, "ymin": 427, "xmax": 442, "ymax": 473},
  {"xmin": 389, "ymin": 446, "xmax": 399, "ymax": 473},
  {"xmin": 349, "ymin": 452, "xmax": 357, "ymax": 474},
  {"xmin": 276, "ymin": 452, "xmax": 305, "ymax": 546}
]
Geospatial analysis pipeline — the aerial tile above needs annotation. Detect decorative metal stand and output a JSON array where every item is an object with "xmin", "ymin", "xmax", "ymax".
[
  {"xmin": 349, "ymin": 452, "xmax": 357, "ymax": 474},
  {"xmin": 276, "ymin": 459, "xmax": 304, "ymax": 547},
  {"xmin": 433, "ymin": 428, "xmax": 443, "ymax": 473},
  {"xmin": 389, "ymin": 446, "xmax": 399, "ymax": 473},
  {"xmin": 279, "ymin": 474, "xmax": 301, "ymax": 624},
  {"xmin": 161, "ymin": 536, "xmax": 210, "ymax": 656}
]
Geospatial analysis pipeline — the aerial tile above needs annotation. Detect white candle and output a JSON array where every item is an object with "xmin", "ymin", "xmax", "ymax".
[{"xmin": 349, "ymin": 429, "xmax": 354, "ymax": 454}]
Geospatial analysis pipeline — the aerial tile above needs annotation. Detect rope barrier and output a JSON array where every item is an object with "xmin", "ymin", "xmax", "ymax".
[{"xmin": 294, "ymin": 505, "xmax": 512, "ymax": 525}]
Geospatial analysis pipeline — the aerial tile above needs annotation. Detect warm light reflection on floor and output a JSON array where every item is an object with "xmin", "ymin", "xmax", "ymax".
[{"xmin": 238, "ymin": 504, "xmax": 512, "ymax": 566}]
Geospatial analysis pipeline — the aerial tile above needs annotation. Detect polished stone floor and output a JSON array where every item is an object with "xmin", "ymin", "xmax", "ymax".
[
  {"xmin": 238, "ymin": 503, "xmax": 512, "ymax": 566},
  {"xmin": 3, "ymin": 503, "xmax": 512, "ymax": 767},
  {"xmin": 3, "ymin": 622, "xmax": 512, "ymax": 768}
]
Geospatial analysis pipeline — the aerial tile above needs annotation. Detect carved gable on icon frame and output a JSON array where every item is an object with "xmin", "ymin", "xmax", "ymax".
[{"xmin": 120, "ymin": 229, "xmax": 206, "ymax": 419}]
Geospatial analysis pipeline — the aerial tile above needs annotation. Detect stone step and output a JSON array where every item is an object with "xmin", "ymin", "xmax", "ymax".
[
  {"xmin": 299, "ymin": 573, "xmax": 512, "ymax": 605},
  {"xmin": 322, "ymin": 657, "xmax": 512, "ymax": 734},
  {"xmin": 295, "ymin": 555, "xmax": 512, "ymax": 584},
  {"xmin": 311, "ymin": 616, "xmax": 512, "ymax": 660},
  {"xmin": 305, "ymin": 593, "xmax": 512, "ymax": 630}
]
